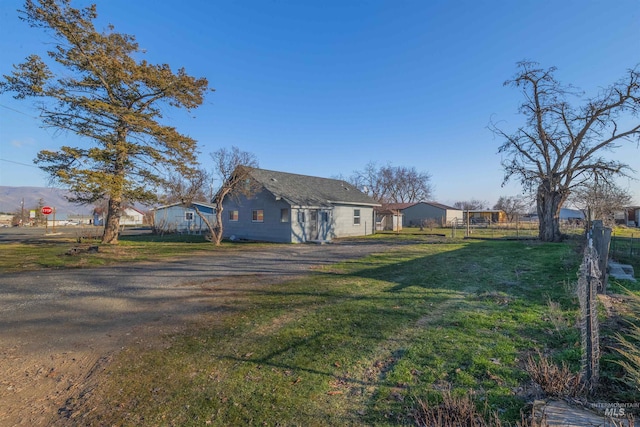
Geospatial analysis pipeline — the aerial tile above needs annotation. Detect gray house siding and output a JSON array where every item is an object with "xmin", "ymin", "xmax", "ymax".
[
  {"xmin": 222, "ymin": 189, "xmax": 293, "ymax": 243},
  {"xmin": 332, "ymin": 205, "xmax": 375, "ymax": 237},
  {"xmin": 154, "ymin": 203, "xmax": 215, "ymax": 233}
]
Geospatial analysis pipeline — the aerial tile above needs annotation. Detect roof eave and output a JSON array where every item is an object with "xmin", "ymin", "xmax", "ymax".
[{"xmin": 328, "ymin": 200, "xmax": 381, "ymax": 207}]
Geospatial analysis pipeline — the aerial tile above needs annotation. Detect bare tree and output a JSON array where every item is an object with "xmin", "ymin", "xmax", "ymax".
[
  {"xmin": 453, "ymin": 199, "xmax": 487, "ymax": 210},
  {"xmin": 569, "ymin": 178, "xmax": 633, "ymax": 228},
  {"xmin": 349, "ymin": 162, "xmax": 386, "ymax": 202},
  {"xmin": 492, "ymin": 61, "xmax": 640, "ymax": 242},
  {"xmin": 162, "ymin": 171, "xmax": 212, "ymax": 206},
  {"xmin": 210, "ymin": 147, "xmax": 258, "ymax": 246},
  {"xmin": 493, "ymin": 195, "xmax": 528, "ymax": 222},
  {"xmin": 351, "ymin": 163, "xmax": 432, "ymax": 203}
]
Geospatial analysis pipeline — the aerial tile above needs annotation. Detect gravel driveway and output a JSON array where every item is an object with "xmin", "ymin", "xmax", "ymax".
[{"xmin": 0, "ymin": 240, "xmax": 395, "ymax": 426}]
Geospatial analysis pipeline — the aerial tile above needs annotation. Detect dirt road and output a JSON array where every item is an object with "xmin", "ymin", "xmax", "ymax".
[{"xmin": 0, "ymin": 241, "xmax": 393, "ymax": 426}]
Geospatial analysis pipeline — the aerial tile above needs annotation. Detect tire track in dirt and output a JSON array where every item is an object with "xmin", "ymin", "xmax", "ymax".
[{"xmin": 0, "ymin": 241, "xmax": 395, "ymax": 426}]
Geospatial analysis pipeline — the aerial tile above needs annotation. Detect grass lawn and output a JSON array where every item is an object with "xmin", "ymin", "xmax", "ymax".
[
  {"xmin": 0, "ymin": 233, "xmax": 267, "ymax": 273},
  {"xmin": 72, "ymin": 237, "xmax": 630, "ymax": 426}
]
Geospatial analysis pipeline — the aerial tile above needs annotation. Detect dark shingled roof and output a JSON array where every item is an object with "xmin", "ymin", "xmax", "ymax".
[{"xmin": 247, "ymin": 168, "xmax": 380, "ymax": 208}]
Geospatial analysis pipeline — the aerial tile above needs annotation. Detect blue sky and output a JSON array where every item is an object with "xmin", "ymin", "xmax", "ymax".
[{"xmin": 1, "ymin": 0, "xmax": 639, "ymax": 207}]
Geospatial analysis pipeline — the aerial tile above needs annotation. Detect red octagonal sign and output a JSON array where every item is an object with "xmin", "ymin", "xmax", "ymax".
[{"xmin": 41, "ymin": 206, "xmax": 53, "ymax": 215}]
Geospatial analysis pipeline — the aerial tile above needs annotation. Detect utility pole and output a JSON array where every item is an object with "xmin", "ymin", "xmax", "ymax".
[{"xmin": 20, "ymin": 198, "xmax": 24, "ymax": 227}]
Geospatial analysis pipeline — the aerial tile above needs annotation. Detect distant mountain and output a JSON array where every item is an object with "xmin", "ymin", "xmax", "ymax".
[{"xmin": 0, "ymin": 186, "xmax": 94, "ymax": 215}]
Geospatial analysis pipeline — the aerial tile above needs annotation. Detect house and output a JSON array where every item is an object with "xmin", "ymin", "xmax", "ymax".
[
  {"xmin": 385, "ymin": 202, "xmax": 463, "ymax": 227},
  {"xmin": 120, "ymin": 207, "xmax": 145, "ymax": 226},
  {"xmin": 221, "ymin": 168, "xmax": 380, "ymax": 243},
  {"xmin": 153, "ymin": 202, "xmax": 216, "ymax": 233}
]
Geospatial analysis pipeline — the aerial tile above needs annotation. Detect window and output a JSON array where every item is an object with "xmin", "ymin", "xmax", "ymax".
[
  {"xmin": 252, "ymin": 209, "xmax": 264, "ymax": 222},
  {"xmin": 310, "ymin": 210, "xmax": 317, "ymax": 222},
  {"xmin": 280, "ymin": 208, "xmax": 289, "ymax": 223},
  {"xmin": 185, "ymin": 212, "xmax": 194, "ymax": 221},
  {"xmin": 229, "ymin": 210, "xmax": 238, "ymax": 221},
  {"xmin": 298, "ymin": 211, "xmax": 305, "ymax": 223},
  {"xmin": 321, "ymin": 211, "xmax": 329, "ymax": 223},
  {"xmin": 353, "ymin": 209, "xmax": 361, "ymax": 225}
]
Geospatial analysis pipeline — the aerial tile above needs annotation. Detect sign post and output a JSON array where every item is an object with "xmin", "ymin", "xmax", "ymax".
[{"xmin": 41, "ymin": 206, "xmax": 53, "ymax": 233}]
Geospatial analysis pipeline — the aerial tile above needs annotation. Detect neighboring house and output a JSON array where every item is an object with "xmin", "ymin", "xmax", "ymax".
[
  {"xmin": 221, "ymin": 168, "xmax": 380, "ymax": 243},
  {"xmin": 154, "ymin": 202, "xmax": 215, "ymax": 233},
  {"xmin": 386, "ymin": 202, "xmax": 463, "ymax": 227},
  {"xmin": 375, "ymin": 205, "xmax": 403, "ymax": 231},
  {"xmin": 120, "ymin": 207, "xmax": 145, "ymax": 226},
  {"xmin": 92, "ymin": 206, "xmax": 146, "ymax": 226}
]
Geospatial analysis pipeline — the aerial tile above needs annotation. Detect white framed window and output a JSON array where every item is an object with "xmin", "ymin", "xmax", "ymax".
[
  {"xmin": 280, "ymin": 208, "xmax": 289, "ymax": 223},
  {"xmin": 185, "ymin": 211, "xmax": 194, "ymax": 221},
  {"xmin": 252, "ymin": 209, "xmax": 264, "ymax": 222},
  {"xmin": 353, "ymin": 209, "xmax": 361, "ymax": 225},
  {"xmin": 229, "ymin": 210, "xmax": 239, "ymax": 221},
  {"xmin": 321, "ymin": 211, "xmax": 329, "ymax": 223},
  {"xmin": 298, "ymin": 211, "xmax": 305, "ymax": 223}
]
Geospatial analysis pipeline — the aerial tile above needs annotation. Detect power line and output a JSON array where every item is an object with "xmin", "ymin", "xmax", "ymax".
[
  {"xmin": 0, "ymin": 103, "xmax": 39, "ymax": 119},
  {"xmin": 0, "ymin": 158, "xmax": 39, "ymax": 168}
]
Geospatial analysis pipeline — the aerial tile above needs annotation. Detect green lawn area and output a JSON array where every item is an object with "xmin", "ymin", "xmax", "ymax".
[
  {"xmin": 0, "ymin": 233, "xmax": 266, "ymax": 273},
  {"xmin": 72, "ymin": 237, "xmax": 639, "ymax": 426}
]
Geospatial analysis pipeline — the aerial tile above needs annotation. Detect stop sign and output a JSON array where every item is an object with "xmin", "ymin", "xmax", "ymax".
[{"xmin": 41, "ymin": 206, "xmax": 53, "ymax": 215}]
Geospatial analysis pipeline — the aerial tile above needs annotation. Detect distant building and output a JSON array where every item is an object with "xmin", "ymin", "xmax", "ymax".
[
  {"xmin": 464, "ymin": 209, "xmax": 507, "ymax": 224},
  {"xmin": 93, "ymin": 206, "xmax": 146, "ymax": 227},
  {"xmin": 382, "ymin": 202, "xmax": 462, "ymax": 227}
]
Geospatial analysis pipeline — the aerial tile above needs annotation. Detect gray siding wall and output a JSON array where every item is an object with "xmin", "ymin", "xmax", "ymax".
[
  {"xmin": 154, "ymin": 205, "xmax": 214, "ymax": 233},
  {"xmin": 332, "ymin": 205, "xmax": 375, "ymax": 237},
  {"xmin": 222, "ymin": 191, "xmax": 376, "ymax": 242},
  {"xmin": 290, "ymin": 207, "xmax": 335, "ymax": 242},
  {"xmin": 222, "ymin": 190, "xmax": 293, "ymax": 243}
]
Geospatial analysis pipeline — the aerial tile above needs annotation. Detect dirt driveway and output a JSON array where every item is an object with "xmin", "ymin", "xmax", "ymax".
[{"xmin": 0, "ymin": 241, "xmax": 395, "ymax": 426}]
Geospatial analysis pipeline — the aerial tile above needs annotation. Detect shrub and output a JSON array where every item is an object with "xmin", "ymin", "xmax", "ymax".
[
  {"xmin": 413, "ymin": 391, "xmax": 503, "ymax": 427},
  {"xmin": 524, "ymin": 351, "xmax": 584, "ymax": 397}
]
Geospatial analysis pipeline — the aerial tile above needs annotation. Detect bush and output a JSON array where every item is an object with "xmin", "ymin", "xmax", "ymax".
[
  {"xmin": 413, "ymin": 391, "xmax": 504, "ymax": 427},
  {"xmin": 524, "ymin": 351, "xmax": 584, "ymax": 397}
]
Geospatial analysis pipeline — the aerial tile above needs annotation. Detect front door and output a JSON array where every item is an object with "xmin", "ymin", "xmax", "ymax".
[{"xmin": 308, "ymin": 210, "xmax": 319, "ymax": 240}]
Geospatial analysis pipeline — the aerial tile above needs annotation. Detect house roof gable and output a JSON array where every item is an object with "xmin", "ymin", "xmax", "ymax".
[{"xmin": 246, "ymin": 168, "xmax": 380, "ymax": 208}]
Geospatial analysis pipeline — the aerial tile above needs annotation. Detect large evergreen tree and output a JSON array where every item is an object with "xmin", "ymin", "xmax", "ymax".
[{"xmin": 0, "ymin": 0, "xmax": 211, "ymax": 243}]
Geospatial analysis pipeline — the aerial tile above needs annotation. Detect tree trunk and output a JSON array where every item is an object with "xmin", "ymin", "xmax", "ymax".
[
  {"xmin": 192, "ymin": 204, "xmax": 219, "ymax": 245},
  {"xmin": 213, "ymin": 201, "xmax": 224, "ymax": 246},
  {"xmin": 537, "ymin": 184, "xmax": 565, "ymax": 242},
  {"xmin": 102, "ymin": 197, "xmax": 122, "ymax": 244}
]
